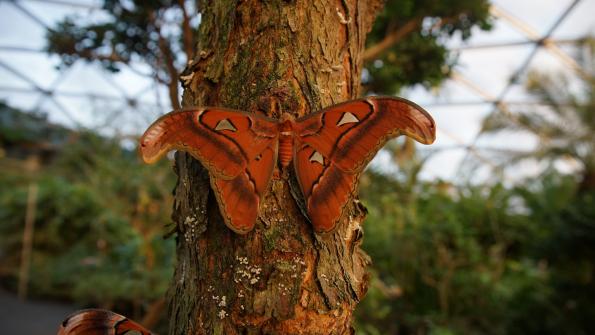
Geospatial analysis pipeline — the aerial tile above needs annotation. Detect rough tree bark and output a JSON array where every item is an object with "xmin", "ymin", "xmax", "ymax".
[{"xmin": 167, "ymin": 1, "xmax": 383, "ymax": 334}]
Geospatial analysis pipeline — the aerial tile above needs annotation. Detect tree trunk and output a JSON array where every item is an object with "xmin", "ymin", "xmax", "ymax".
[{"xmin": 167, "ymin": 1, "xmax": 383, "ymax": 334}]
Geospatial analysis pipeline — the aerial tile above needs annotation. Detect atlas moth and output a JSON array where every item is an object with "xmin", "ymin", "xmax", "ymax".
[
  {"xmin": 139, "ymin": 96, "xmax": 436, "ymax": 234},
  {"xmin": 58, "ymin": 309, "xmax": 153, "ymax": 335}
]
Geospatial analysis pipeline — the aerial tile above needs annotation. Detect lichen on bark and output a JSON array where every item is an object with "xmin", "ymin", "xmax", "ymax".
[{"xmin": 167, "ymin": 1, "xmax": 383, "ymax": 334}]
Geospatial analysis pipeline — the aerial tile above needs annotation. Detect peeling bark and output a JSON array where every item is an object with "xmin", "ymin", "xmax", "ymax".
[{"xmin": 167, "ymin": 1, "xmax": 383, "ymax": 334}]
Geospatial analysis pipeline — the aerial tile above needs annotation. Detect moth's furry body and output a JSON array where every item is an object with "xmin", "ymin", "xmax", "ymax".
[{"xmin": 278, "ymin": 113, "xmax": 296, "ymax": 168}]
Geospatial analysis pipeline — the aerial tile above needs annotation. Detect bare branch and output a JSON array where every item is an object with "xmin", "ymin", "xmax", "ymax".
[
  {"xmin": 363, "ymin": 15, "xmax": 459, "ymax": 62},
  {"xmin": 178, "ymin": 0, "xmax": 195, "ymax": 61},
  {"xmin": 148, "ymin": 9, "xmax": 181, "ymax": 109},
  {"xmin": 158, "ymin": 34, "xmax": 181, "ymax": 110},
  {"xmin": 363, "ymin": 19, "xmax": 420, "ymax": 62}
]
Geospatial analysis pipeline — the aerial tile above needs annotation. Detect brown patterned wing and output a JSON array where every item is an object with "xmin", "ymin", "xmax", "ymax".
[
  {"xmin": 293, "ymin": 144, "xmax": 359, "ymax": 232},
  {"xmin": 140, "ymin": 108, "xmax": 279, "ymax": 233},
  {"xmin": 57, "ymin": 309, "xmax": 153, "ymax": 335},
  {"xmin": 293, "ymin": 97, "xmax": 435, "ymax": 232},
  {"xmin": 209, "ymin": 142, "xmax": 278, "ymax": 233}
]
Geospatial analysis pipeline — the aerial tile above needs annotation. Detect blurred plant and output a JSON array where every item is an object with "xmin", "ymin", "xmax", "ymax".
[
  {"xmin": 0, "ymin": 127, "xmax": 175, "ymax": 322},
  {"xmin": 505, "ymin": 171, "xmax": 595, "ymax": 335},
  {"xmin": 364, "ymin": 0, "xmax": 492, "ymax": 94},
  {"xmin": 356, "ymin": 158, "xmax": 594, "ymax": 334},
  {"xmin": 482, "ymin": 39, "xmax": 595, "ymax": 191},
  {"xmin": 356, "ymin": 40, "xmax": 595, "ymax": 330},
  {"xmin": 356, "ymin": 162, "xmax": 528, "ymax": 335},
  {"xmin": 46, "ymin": 0, "xmax": 198, "ymax": 109}
]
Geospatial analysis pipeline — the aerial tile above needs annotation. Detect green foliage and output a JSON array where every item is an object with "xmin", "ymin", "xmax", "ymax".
[
  {"xmin": 364, "ymin": 0, "xmax": 492, "ymax": 94},
  {"xmin": 355, "ymin": 167, "xmax": 595, "ymax": 335},
  {"xmin": 358, "ymin": 38, "xmax": 595, "ymax": 334},
  {"xmin": 506, "ymin": 173, "xmax": 595, "ymax": 335},
  {"xmin": 46, "ymin": 0, "xmax": 195, "ymax": 80},
  {"xmin": 0, "ymin": 101, "xmax": 69, "ymax": 146},
  {"xmin": 365, "ymin": 33, "xmax": 453, "ymax": 94},
  {"xmin": 0, "ymin": 131, "xmax": 175, "ymax": 308},
  {"xmin": 357, "ymin": 170, "xmax": 519, "ymax": 334}
]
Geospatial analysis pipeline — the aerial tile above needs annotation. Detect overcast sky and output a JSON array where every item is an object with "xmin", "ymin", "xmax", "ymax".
[{"xmin": 0, "ymin": 0, "xmax": 593, "ymax": 183}]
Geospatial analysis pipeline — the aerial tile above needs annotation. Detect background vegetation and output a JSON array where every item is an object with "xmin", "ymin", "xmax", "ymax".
[{"xmin": 0, "ymin": 1, "xmax": 593, "ymax": 334}]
